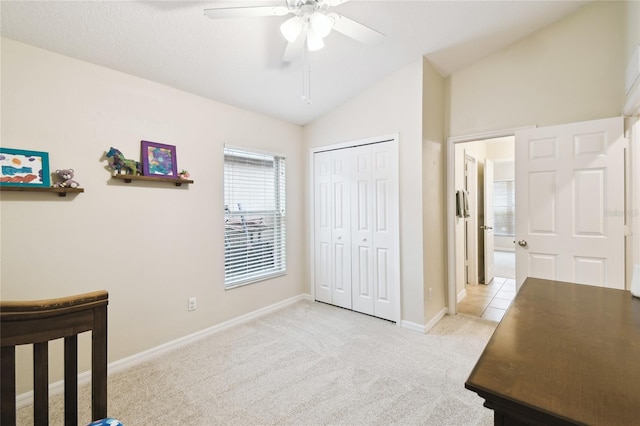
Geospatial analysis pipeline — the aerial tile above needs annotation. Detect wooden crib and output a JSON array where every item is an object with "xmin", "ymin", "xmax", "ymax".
[{"xmin": 1, "ymin": 291, "xmax": 109, "ymax": 425}]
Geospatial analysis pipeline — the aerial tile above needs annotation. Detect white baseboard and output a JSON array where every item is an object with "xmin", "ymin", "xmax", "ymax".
[
  {"xmin": 401, "ymin": 308, "xmax": 447, "ymax": 334},
  {"xmin": 16, "ymin": 293, "xmax": 312, "ymax": 409},
  {"xmin": 401, "ymin": 320, "xmax": 426, "ymax": 333},
  {"xmin": 425, "ymin": 308, "xmax": 447, "ymax": 332},
  {"xmin": 457, "ymin": 289, "xmax": 467, "ymax": 304}
]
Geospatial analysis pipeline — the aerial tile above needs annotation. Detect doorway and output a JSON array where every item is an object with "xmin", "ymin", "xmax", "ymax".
[
  {"xmin": 452, "ymin": 136, "xmax": 516, "ymax": 321},
  {"xmin": 447, "ymin": 117, "xmax": 626, "ymax": 319}
]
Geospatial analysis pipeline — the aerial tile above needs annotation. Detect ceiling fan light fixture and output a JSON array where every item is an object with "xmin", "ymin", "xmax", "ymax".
[
  {"xmin": 309, "ymin": 12, "xmax": 334, "ymax": 38},
  {"xmin": 280, "ymin": 16, "xmax": 304, "ymax": 43},
  {"xmin": 306, "ymin": 29, "xmax": 325, "ymax": 51}
]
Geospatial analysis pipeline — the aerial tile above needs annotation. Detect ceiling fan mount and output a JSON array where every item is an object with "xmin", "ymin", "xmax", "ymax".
[{"xmin": 204, "ymin": 0, "xmax": 384, "ymax": 62}]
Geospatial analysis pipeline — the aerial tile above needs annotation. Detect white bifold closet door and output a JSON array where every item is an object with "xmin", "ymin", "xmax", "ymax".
[
  {"xmin": 314, "ymin": 148, "xmax": 352, "ymax": 309},
  {"xmin": 314, "ymin": 141, "xmax": 398, "ymax": 321}
]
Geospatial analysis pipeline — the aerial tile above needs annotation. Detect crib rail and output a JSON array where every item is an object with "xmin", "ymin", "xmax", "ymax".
[{"xmin": 1, "ymin": 291, "xmax": 109, "ymax": 425}]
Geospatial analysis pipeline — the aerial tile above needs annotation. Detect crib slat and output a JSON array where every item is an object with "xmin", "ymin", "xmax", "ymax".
[
  {"xmin": 1, "ymin": 346, "xmax": 16, "ymax": 426},
  {"xmin": 65, "ymin": 335, "xmax": 78, "ymax": 426},
  {"xmin": 92, "ymin": 305, "xmax": 108, "ymax": 420},
  {"xmin": 33, "ymin": 342, "xmax": 49, "ymax": 426}
]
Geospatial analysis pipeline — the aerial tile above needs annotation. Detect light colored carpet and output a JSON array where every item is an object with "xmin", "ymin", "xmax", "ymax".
[{"xmin": 18, "ymin": 300, "xmax": 496, "ymax": 425}]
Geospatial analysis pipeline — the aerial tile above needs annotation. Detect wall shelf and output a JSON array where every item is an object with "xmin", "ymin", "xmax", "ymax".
[
  {"xmin": 111, "ymin": 174, "xmax": 194, "ymax": 186},
  {"xmin": 0, "ymin": 186, "xmax": 85, "ymax": 197}
]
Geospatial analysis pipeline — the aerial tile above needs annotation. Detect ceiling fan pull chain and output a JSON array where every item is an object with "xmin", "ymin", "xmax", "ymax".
[{"xmin": 302, "ymin": 48, "xmax": 312, "ymax": 104}]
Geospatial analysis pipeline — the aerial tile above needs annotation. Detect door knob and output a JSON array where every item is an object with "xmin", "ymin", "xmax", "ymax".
[
  {"xmin": 518, "ymin": 240, "xmax": 528, "ymax": 247},
  {"xmin": 480, "ymin": 226, "xmax": 493, "ymax": 230},
  {"xmin": 362, "ymin": 238, "xmax": 367, "ymax": 242}
]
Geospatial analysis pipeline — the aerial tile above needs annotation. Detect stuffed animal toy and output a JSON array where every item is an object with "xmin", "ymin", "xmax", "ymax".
[{"xmin": 52, "ymin": 169, "xmax": 80, "ymax": 188}]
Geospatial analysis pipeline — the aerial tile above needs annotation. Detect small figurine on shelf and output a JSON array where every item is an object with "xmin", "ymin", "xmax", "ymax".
[
  {"xmin": 52, "ymin": 169, "xmax": 80, "ymax": 188},
  {"xmin": 106, "ymin": 147, "xmax": 141, "ymax": 176},
  {"xmin": 179, "ymin": 170, "xmax": 190, "ymax": 180}
]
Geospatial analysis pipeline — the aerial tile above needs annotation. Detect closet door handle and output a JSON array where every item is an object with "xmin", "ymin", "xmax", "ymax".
[
  {"xmin": 337, "ymin": 236, "xmax": 342, "ymax": 240},
  {"xmin": 362, "ymin": 238, "xmax": 367, "ymax": 242}
]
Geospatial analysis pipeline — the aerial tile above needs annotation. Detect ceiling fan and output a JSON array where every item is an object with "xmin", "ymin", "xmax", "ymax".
[{"xmin": 204, "ymin": 0, "xmax": 385, "ymax": 62}]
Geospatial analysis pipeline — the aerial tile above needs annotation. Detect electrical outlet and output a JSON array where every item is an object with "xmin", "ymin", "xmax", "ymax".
[{"xmin": 188, "ymin": 297, "xmax": 197, "ymax": 312}]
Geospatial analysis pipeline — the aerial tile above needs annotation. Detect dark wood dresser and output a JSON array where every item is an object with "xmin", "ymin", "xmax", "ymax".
[{"xmin": 465, "ymin": 277, "xmax": 640, "ymax": 425}]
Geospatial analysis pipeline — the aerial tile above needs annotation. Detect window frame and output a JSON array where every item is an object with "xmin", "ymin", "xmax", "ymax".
[{"xmin": 223, "ymin": 146, "xmax": 286, "ymax": 289}]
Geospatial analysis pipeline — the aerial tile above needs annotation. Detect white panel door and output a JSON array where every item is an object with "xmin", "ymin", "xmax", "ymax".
[
  {"xmin": 483, "ymin": 159, "xmax": 495, "ymax": 284},
  {"xmin": 314, "ymin": 151, "xmax": 333, "ymax": 303},
  {"xmin": 351, "ymin": 146, "xmax": 374, "ymax": 315},
  {"xmin": 331, "ymin": 150, "xmax": 352, "ymax": 308},
  {"xmin": 515, "ymin": 117, "xmax": 625, "ymax": 290},
  {"xmin": 369, "ymin": 142, "xmax": 397, "ymax": 321},
  {"xmin": 350, "ymin": 142, "xmax": 397, "ymax": 321}
]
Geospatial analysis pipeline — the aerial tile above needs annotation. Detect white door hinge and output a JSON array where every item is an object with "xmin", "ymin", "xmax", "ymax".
[{"xmin": 625, "ymin": 225, "xmax": 632, "ymax": 237}]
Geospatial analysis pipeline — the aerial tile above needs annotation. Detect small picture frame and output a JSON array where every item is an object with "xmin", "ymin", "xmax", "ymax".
[
  {"xmin": 140, "ymin": 141, "xmax": 178, "ymax": 178},
  {"xmin": 0, "ymin": 148, "xmax": 51, "ymax": 187}
]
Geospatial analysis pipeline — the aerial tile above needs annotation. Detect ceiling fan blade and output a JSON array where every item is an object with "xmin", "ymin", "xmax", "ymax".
[
  {"xmin": 322, "ymin": 0, "xmax": 350, "ymax": 6},
  {"xmin": 332, "ymin": 14, "xmax": 384, "ymax": 45},
  {"xmin": 282, "ymin": 35, "xmax": 305, "ymax": 62},
  {"xmin": 204, "ymin": 6, "xmax": 290, "ymax": 19}
]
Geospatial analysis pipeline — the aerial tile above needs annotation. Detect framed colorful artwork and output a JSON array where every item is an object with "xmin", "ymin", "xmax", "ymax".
[
  {"xmin": 0, "ymin": 148, "xmax": 50, "ymax": 187},
  {"xmin": 140, "ymin": 141, "xmax": 178, "ymax": 178}
]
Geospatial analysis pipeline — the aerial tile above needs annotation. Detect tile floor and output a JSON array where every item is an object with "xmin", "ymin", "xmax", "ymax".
[{"xmin": 457, "ymin": 276, "xmax": 516, "ymax": 322}]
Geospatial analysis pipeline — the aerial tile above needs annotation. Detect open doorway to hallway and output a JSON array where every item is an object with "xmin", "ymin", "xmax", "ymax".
[
  {"xmin": 458, "ymin": 261, "xmax": 516, "ymax": 321},
  {"xmin": 454, "ymin": 136, "xmax": 515, "ymax": 322}
]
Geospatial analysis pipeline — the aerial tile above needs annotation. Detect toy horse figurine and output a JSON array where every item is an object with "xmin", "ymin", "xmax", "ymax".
[{"xmin": 106, "ymin": 147, "xmax": 141, "ymax": 175}]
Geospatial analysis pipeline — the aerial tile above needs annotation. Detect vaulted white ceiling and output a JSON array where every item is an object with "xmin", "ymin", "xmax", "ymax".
[{"xmin": 1, "ymin": 1, "xmax": 589, "ymax": 126}]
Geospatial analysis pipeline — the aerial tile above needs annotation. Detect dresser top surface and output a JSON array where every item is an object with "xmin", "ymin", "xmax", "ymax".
[{"xmin": 466, "ymin": 277, "xmax": 640, "ymax": 425}]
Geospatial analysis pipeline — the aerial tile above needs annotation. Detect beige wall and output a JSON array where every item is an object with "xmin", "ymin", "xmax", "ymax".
[
  {"xmin": 625, "ymin": 0, "xmax": 639, "ymax": 68},
  {"xmin": 485, "ymin": 138, "xmax": 514, "ymax": 160},
  {"xmin": 1, "ymin": 38, "xmax": 305, "ymax": 393},
  {"xmin": 448, "ymin": 1, "xmax": 625, "ymax": 137},
  {"xmin": 421, "ymin": 58, "xmax": 446, "ymax": 322},
  {"xmin": 304, "ymin": 58, "xmax": 428, "ymax": 326}
]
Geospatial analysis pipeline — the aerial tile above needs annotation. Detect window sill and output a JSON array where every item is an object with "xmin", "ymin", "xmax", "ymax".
[{"xmin": 224, "ymin": 271, "xmax": 286, "ymax": 290}]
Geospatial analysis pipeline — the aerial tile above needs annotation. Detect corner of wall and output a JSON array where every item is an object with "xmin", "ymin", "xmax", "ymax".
[{"xmin": 421, "ymin": 57, "xmax": 448, "ymax": 326}]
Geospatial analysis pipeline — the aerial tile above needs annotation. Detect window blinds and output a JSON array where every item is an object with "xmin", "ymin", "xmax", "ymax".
[
  {"xmin": 223, "ymin": 147, "xmax": 286, "ymax": 288},
  {"xmin": 494, "ymin": 180, "xmax": 515, "ymax": 236}
]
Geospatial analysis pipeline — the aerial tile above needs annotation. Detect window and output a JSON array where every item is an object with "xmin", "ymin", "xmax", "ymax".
[
  {"xmin": 224, "ymin": 147, "xmax": 286, "ymax": 288},
  {"xmin": 494, "ymin": 180, "xmax": 515, "ymax": 236}
]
